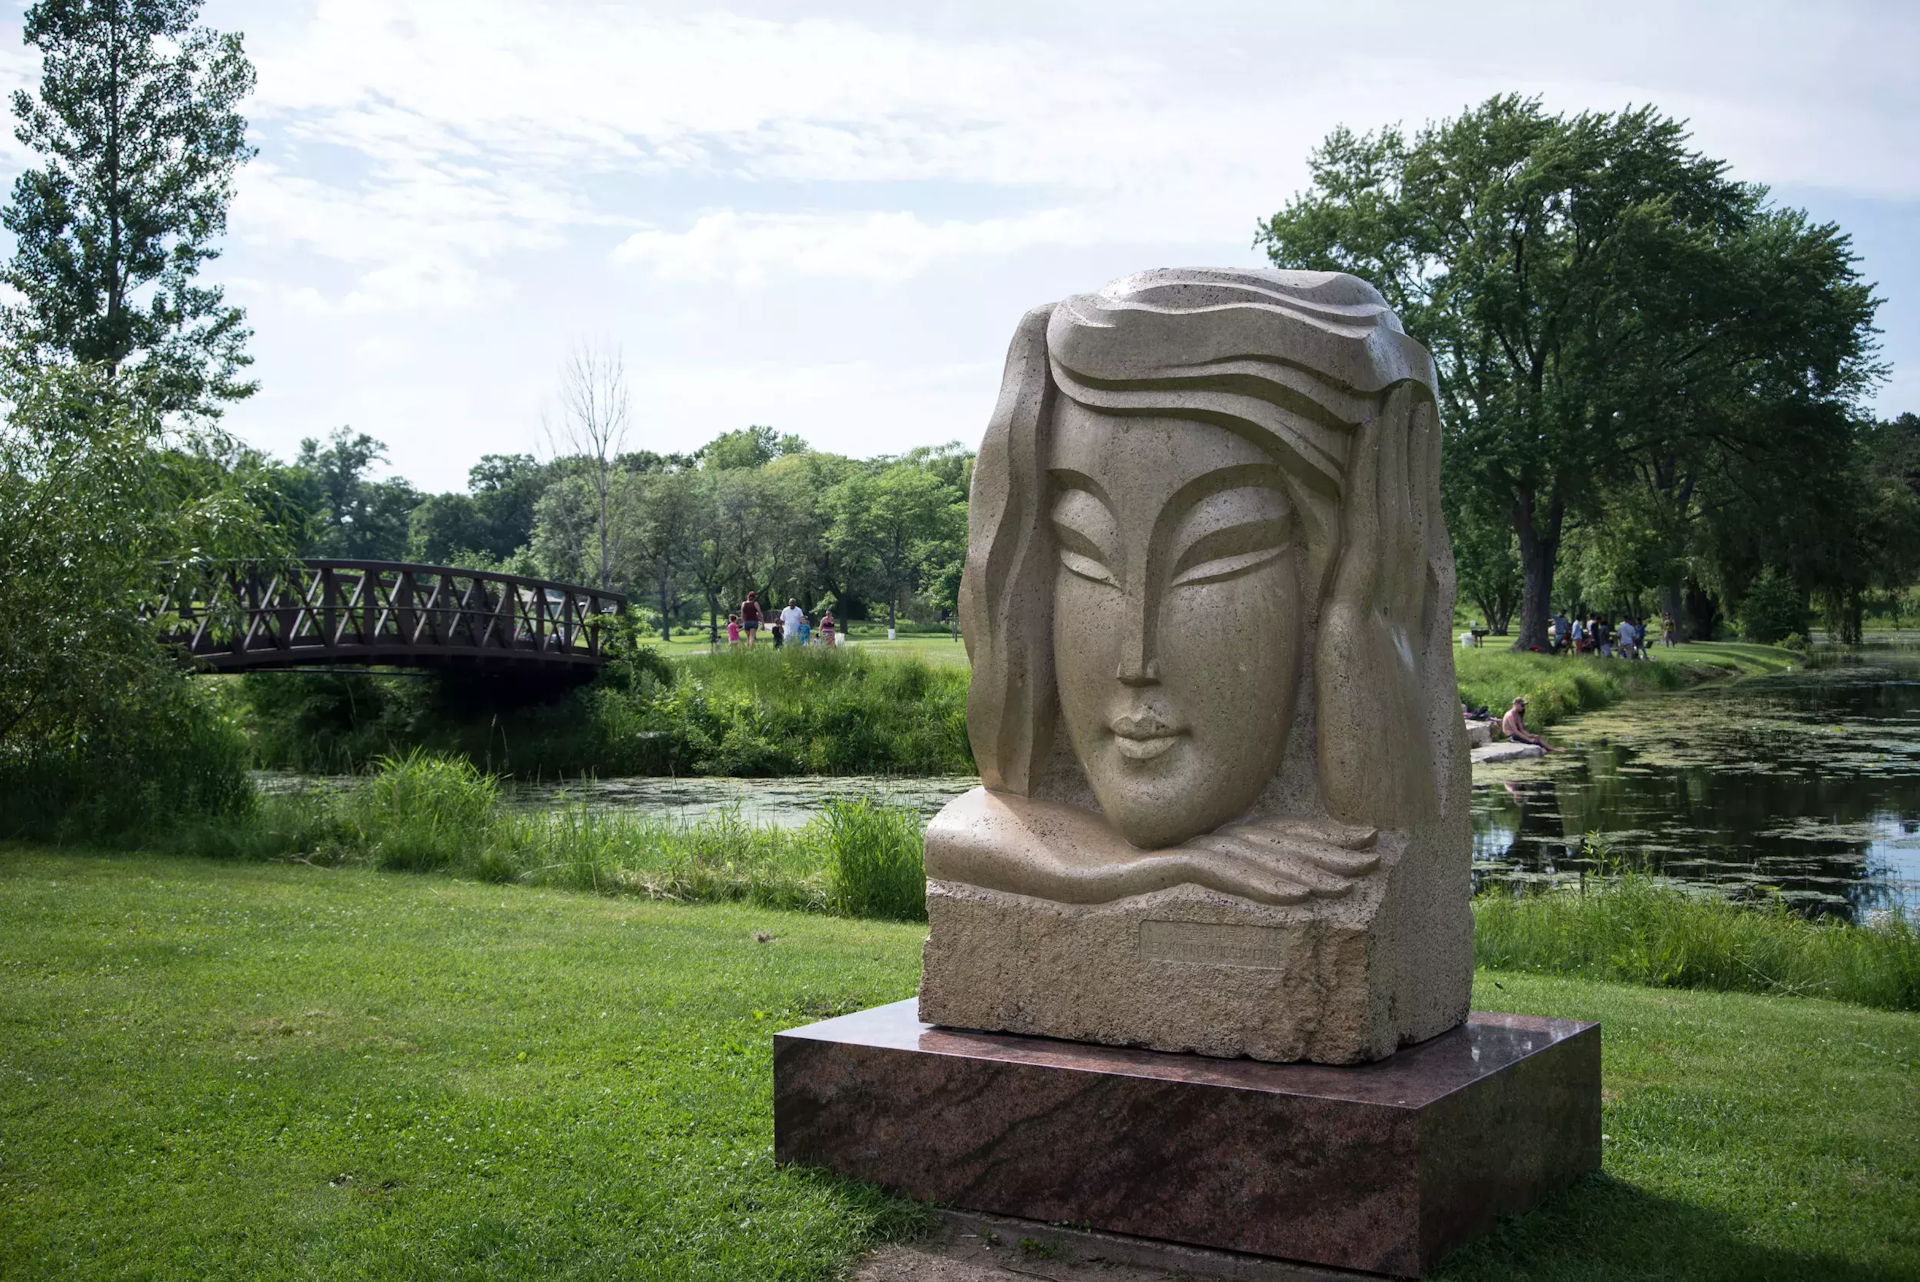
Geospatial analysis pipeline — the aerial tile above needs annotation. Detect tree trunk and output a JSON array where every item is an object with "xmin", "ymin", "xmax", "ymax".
[
  {"xmin": 1510, "ymin": 489, "xmax": 1563, "ymax": 651},
  {"xmin": 1659, "ymin": 582, "xmax": 1685, "ymax": 643},
  {"xmin": 656, "ymin": 578, "xmax": 672, "ymax": 643},
  {"xmin": 1683, "ymin": 578, "xmax": 1718, "ymax": 641}
]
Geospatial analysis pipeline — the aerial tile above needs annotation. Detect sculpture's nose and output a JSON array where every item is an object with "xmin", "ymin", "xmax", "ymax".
[{"xmin": 1116, "ymin": 595, "xmax": 1160, "ymax": 685}]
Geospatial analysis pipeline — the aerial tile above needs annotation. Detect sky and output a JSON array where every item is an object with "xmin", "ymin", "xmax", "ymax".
[{"xmin": 0, "ymin": 0, "xmax": 1915, "ymax": 492}]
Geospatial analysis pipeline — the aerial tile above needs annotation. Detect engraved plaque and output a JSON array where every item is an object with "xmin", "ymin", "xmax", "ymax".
[{"xmin": 1139, "ymin": 920, "xmax": 1293, "ymax": 970}]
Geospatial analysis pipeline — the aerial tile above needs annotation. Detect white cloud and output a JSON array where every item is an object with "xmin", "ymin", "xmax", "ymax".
[{"xmin": 610, "ymin": 208, "xmax": 1101, "ymax": 284}]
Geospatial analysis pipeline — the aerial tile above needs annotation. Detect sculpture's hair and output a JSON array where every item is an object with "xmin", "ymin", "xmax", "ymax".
[{"xmin": 961, "ymin": 268, "xmax": 1443, "ymax": 801}]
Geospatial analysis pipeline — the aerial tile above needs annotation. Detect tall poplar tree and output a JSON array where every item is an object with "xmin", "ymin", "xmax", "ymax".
[{"xmin": 3, "ymin": 0, "xmax": 257, "ymax": 418}]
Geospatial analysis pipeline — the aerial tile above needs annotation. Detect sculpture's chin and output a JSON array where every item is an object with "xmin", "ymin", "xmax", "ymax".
[{"xmin": 1097, "ymin": 791, "xmax": 1229, "ymax": 851}]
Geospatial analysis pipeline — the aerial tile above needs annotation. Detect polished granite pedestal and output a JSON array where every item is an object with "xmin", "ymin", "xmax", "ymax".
[{"xmin": 774, "ymin": 1000, "xmax": 1599, "ymax": 1279}]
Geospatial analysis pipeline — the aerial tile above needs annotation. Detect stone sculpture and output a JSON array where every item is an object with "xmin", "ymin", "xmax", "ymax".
[{"xmin": 918, "ymin": 268, "xmax": 1472, "ymax": 1064}]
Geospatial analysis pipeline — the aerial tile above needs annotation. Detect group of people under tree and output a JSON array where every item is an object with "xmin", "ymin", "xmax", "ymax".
[
  {"xmin": 1545, "ymin": 610, "xmax": 1673, "ymax": 659},
  {"xmin": 1460, "ymin": 609, "xmax": 1675, "ymax": 658},
  {"xmin": 726, "ymin": 592, "xmax": 835, "ymax": 650}
]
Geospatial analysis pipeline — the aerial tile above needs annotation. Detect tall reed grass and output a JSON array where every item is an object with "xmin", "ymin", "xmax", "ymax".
[
  {"xmin": 169, "ymin": 751, "xmax": 923, "ymax": 920},
  {"xmin": 1474, "ymin": 875, "xmax": 1920, "ymax": 1012}
]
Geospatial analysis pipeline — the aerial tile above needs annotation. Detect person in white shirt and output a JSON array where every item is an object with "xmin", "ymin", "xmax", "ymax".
[{"xmin": 780, "ymin": 599, "xmax": 806, "ymax": 640}]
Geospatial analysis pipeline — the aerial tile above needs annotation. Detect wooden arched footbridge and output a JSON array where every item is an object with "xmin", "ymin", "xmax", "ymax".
[{"xmin": 159, "ymin": 560, "xmax": 626, "ymax": 678}]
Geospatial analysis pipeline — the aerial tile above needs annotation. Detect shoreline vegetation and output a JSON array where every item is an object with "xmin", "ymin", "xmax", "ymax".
[
  {"xmin": 1, "ymin": 848, "xmax": 1914, "ymax": 1280},
  {"xmin": 22, "ymin": 747, "xmax": 1914, "ymax": 1015},
  {"xmin": 235, "ymin": 642, "xmax": 971, "ymax": 779},
  {"xmin": 1453, "ymin": 640, "xmax": 1801, "ymax": 729},
  {"xmin": 226, "ymin": 633, "xmax": 1800, "ymax": 786}
]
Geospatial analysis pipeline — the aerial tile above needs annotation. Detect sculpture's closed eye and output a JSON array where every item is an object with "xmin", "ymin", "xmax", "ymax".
[
  {"xmin": 1168, "ymin": 486, "xmax": 1291, "ymax": 587},
  {"xmin": 1052, "ymin": 486, "xmax": 1120, "ymax": 589}
]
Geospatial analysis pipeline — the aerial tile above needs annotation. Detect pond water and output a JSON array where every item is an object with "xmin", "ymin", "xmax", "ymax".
[
  {"xmin": 254, "ymin": 769, "xmax": 980, "ymax": 829},
  {"xmin": 1472, "ymin": 649, "xmax": 1920, "ymax": 919},
  {"xmin": 499, "ymin": 774, "xmax": 980, "ymax": 826},
  {"xmin": 256, "ymin": 652, "xmax": 1920, "ymax": 919}
]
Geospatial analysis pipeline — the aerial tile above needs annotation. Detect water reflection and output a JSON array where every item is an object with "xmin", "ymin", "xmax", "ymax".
[{"xmin": 1472, "ymin": 652, "xmax": 1920, "ymax": 918}]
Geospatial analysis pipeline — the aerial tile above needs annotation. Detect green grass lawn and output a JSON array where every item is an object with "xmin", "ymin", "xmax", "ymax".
[
  {"xmin": 2, "ymin": 847, "xmax": 1914, "ymax": 1281},
  {"xmin": 646, "ymin": 628, "xmax": 971, "ymax": 669}
]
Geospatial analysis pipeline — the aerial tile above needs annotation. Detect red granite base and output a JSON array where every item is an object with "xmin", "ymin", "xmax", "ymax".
[{"xmin": 774, "ymin": 1000, "xmax": 1600, "ymax": 1279}]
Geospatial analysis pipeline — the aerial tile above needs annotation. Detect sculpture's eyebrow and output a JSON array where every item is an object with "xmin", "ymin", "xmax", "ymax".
[{"xmin": 1154, "ymin": 464, "xmax": 1287, "ymax": 547}]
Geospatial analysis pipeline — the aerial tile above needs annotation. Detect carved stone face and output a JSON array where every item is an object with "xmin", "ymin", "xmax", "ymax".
[{"xmin": 1049, "ymin": 400, "xmax": 1302, "ymax": 849}]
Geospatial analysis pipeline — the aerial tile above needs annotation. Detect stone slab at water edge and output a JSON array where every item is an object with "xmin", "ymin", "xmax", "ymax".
[{"xmin": 917, "ymin": 267, "xmax": 1473, "ymax": 1064}]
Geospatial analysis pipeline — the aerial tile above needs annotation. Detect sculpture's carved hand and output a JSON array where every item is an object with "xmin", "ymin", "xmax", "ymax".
[
  {"xmin": 1180, "ymin": 814, "xmax": 1379, "ymax": 901},
  {"xmin": 1318, "ymin": 385, "xmax": 1441, "ymax": 829},
  {"xmin": 927, "ymin": 790, "xmax": 1379, "ymax": 908}
]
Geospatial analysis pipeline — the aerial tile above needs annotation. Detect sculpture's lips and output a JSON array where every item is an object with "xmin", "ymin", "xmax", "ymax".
[{"xmin": 1110, "ymin": 714, "xmax": 1186, "ymax": 761}]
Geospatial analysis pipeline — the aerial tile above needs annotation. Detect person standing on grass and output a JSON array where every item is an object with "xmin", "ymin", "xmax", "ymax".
[
  {"xmin": 1616, "ymin": 616, "xmax": 1636, "ymax": 660},
  {"xmin": 780, "ymin": 598, "xmax": 806, "ymax": 647},
  {"xmin": 740, "ymin": 591, "xmax": 762, "ymax": 648},
  {"xmin": 1553, "ymin": 611, "xmax": 1571, "ymax": 654},
  {"xmin": 819, "ymin": 611, "xmax": 836, "ymax": 646},
  {"xmin": 1501, "ymin": 698, "xmax": 1552, "ymax": 752},
  {"xmin": 726, "ymin": 613, "xmax": 741, "ymax": 647},
  {"xmin": 1663, "ymin": 610, "xmax": 1678, "ymax": 646},
  {"xmin": 771, "ymin": 615, "xmax": 785, "ymax": 649},
  {"xmin": 796, "ymin": 612, "xmax": 812, "ymax": 646}
]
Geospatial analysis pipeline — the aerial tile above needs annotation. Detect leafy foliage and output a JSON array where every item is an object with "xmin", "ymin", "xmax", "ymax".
[
  {"xmin": 275, "ymin": 426, "xmax": 422, "ymax": 561},
  {"xmin": 0, "ymin": 365, "xmax": 279, "ymax": 835},
  {"xmin": 1258, "ymin": 97, "xmax": 1883, "ymax": 647},
  {"xmin": 240, "ymin": 644, "xmax": 973, "ymax": 778},
  {"xmin": 3, "ymin": 0, "xmax": 257, "ymax": 417}
]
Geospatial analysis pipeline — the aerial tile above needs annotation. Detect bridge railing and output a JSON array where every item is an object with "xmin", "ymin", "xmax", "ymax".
[{"xmin": 157, "ymin": 559, "xmax": 628, "ymax": 672}]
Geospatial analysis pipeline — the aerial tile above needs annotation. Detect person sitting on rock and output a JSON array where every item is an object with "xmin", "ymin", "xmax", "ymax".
[{"xmin": 1500, "ymin": 697, "xmax": 1551, "ymax": 752}]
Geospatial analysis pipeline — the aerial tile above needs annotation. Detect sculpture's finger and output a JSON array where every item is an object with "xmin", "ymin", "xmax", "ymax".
[
  {"xmin": 1174, "ymin": 844, "xmax": 1315, "ymax": 905},
  {"xmin": 1186, "ymin": 834, "xmax": 1357, "ymax": 897},
  {"xmin": 1218, "ymin": 826, "xmax": 1381, "ymax": 881},
  {"xmin": 1236, "ymin": 816, "xmax": 1377, "ymax": 849}
]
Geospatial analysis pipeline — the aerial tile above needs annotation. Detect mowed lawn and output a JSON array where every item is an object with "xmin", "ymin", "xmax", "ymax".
[
  {"xmin": 1, "ymin": 849, "xmax": 1916, "ymax": 1281},
  {"xmin": 649, "ymin": 629, "xmax": 972, "ymax": 669}
]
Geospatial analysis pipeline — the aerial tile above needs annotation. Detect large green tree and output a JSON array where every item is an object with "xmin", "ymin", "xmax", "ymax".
[
  {"xmin": 0, "ymin": 364, "xmax": 279, "ymax": 833},
  {"xmin": 826, "ymin": 462, "xmax": 964, "ymax": 631},
  {"xmin": 1257, "ymin": 96, "xmax": 1880, "ymax": 649},
  {"xmin": 4, "ymin": 0, "xmax": 257, "ymax": 418},
  {"xmin": 281, "ymin": 428, "xmax": 421, "ymax": 562}
]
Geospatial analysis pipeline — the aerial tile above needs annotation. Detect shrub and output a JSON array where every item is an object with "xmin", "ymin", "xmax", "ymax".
[
  {"xmin": 0, "ymin": 682, "xmax": 256, "ymax": 841},
  {"xmin": 348, "ymin": 750, "xmax": 498, "ymax": 871},
  {"xmin": 237, "ymin": 643, "xmax": 973, "ymax": 779},
  {"xmin": 1738, "ymin": 567, "xmax": 1809, "ymax": 644},
  {"xmin": 821, "ymin": 796, "xmax": 927, "ymax": 922}
]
